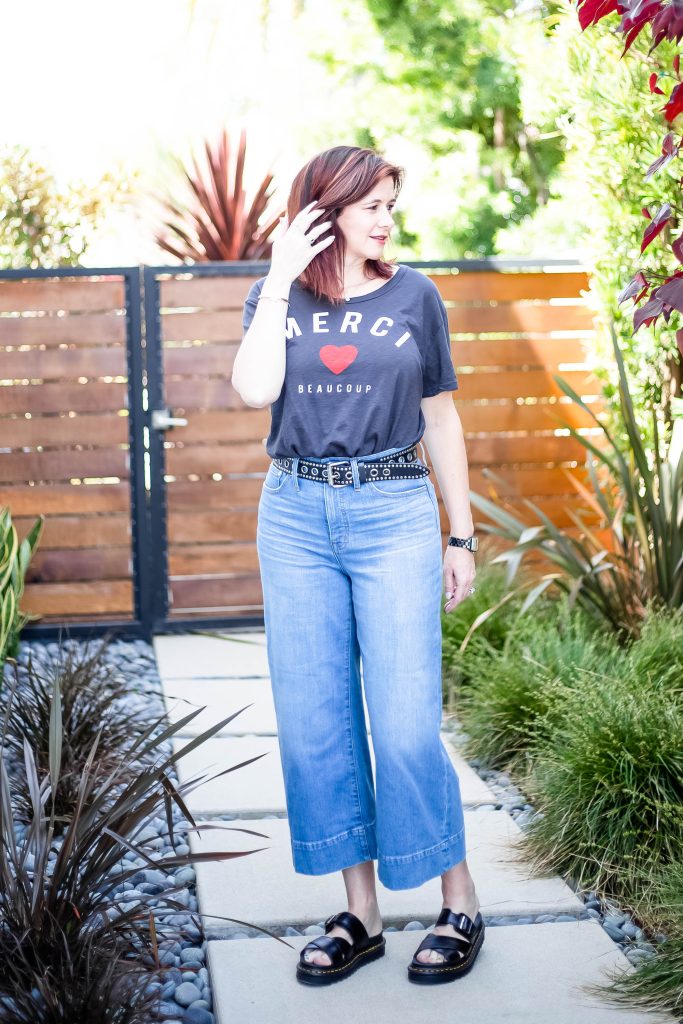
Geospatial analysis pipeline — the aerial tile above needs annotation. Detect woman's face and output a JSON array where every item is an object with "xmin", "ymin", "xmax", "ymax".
[{"xmin": 335, "ymin": 176, "xmax": 397, "ymax": 263}]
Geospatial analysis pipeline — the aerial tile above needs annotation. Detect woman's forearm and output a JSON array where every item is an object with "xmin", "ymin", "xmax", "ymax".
[
  {"xmin": 231, "ymin": 272, "xmax": 292, "ymax": 408},
  {"xmin": 422, "ymin": 406, "xmax": 474, "ymax": 536}
]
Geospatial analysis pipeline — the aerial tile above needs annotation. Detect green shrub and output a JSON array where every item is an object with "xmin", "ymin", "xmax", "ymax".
[
  {"xmin": 455, "ymin": 594, "xmax": 621, "ymax": 770},
  {"xmin": 625, "ymin": 605, "xmax": 683, "ymax": 694},
  {"xmin": 518, "ymin": 667, "xmax": 683, "ymax": 897},
  {"xmin": 441, "ymin": 557, "xmax": 532, "ymax": 712},
  {"xmin": 0, "ymin": 145, "xmax": 134, "ymax": 269}
]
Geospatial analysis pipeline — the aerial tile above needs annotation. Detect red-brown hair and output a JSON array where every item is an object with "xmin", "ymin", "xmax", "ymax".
[{"xmin": 287, "ymin": 146, "xmax": 404, "ymax": 306}]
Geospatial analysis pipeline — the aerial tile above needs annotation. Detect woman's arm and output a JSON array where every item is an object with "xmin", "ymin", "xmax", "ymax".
[
  {"xmin": 231, "ymin": 273, "xmax": 291, "ymax": 408},
  {"xmin": 420, "ymin": 392, "xmax": 476, "ymax": 611},
  {"xmin": 421, "ymin": 393, "xmax": 473, "ymax": 536}
]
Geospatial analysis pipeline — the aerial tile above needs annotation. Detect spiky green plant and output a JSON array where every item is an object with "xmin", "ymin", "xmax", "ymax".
[
  {"xmin": 0, "ymin": 668, "xmax": 293, "ymax": 1021},
  {"xmin": 0, "ymin": 507, "xmax": 43, "ymax": 675},
  {"xmin": 2, "ymin": 634, "xmax": 156, "ymax": 829},
  {"xmin": 469, "ymin": 321, "xmax": 683, "ymax": 644}
]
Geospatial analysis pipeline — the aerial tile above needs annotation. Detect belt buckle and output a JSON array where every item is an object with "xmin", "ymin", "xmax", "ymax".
[{"xmin": 325, "ymin": 460, "xmax": 349, "ymax": 487}]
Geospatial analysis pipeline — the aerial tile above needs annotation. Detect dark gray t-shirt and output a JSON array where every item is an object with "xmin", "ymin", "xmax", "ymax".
[{"xmin": 241, "ymin": 263, "xmax": 458, "ymax": 458}]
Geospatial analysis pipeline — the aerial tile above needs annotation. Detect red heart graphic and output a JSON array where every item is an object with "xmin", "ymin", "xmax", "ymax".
[{"xmin": 319, "ymin": 345, "xmax": 358, "ymax": 375}]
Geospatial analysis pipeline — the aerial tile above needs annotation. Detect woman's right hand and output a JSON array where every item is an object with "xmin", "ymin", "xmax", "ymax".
[{"xmin": 269, "ymin": 201, "xmax": 335, "ymax": 284}]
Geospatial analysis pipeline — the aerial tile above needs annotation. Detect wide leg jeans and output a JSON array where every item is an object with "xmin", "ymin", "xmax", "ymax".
[{"xmin": 255, "ymin": 444, "xmax": 467, "ymax": 890}]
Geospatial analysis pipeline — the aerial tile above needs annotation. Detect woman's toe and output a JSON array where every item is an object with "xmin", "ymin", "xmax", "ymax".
[
  {"xmin": 304, "ymin": 949, "xmax": 331, "ymax": 966},
  {"xmin": 416, "ymin": 948, "xmax": 444, "ymax": 964}
]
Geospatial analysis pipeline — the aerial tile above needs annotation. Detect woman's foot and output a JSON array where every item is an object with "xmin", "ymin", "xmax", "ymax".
[
  {"xmin": 302, "ymin": 903, "xmax": 383, "ymax": 966},
  {"xmin": 414, "ymin": 884, "xmax": 481, "ymax": 964}
]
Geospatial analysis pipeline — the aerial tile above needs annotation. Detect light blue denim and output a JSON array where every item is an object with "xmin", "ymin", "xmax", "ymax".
[{"xmin": 255, "ymin": 443, "xmax": 467, "ymax": 890}]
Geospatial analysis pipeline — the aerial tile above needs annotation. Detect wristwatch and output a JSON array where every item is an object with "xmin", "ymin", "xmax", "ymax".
[{"xmin": 448, "ymin": 535, "xmax": 478, "ymax": 552}]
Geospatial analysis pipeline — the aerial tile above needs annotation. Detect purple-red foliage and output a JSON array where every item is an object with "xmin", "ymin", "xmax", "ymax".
[{"xmin": 576, "ymin": 0, "xmax": 683, "ymax": 333}]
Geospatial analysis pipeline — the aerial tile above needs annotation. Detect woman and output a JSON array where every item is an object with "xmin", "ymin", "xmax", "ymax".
[{"xmin": 232, "ymin": 145, "xmax": 484, "ymax": 986}]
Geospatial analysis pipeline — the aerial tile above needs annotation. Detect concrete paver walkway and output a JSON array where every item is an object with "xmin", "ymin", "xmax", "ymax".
[{"xmin": 154, "ymin": 630, "xmax": 675, "ymax": 1024}]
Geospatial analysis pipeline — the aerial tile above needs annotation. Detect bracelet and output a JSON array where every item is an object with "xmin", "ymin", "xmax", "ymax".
[{"xmin": 258, "ymin": 293, "xmax": 290, "ymax": 303}]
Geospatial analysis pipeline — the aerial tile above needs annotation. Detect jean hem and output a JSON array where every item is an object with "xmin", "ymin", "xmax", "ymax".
[
  {"xmin": 291, "ymin": 822, "xmax": 378, "ymax": 875},
  {"xmin": 377, "ymin": 828, "xmax": 467, "ymax": 890}
]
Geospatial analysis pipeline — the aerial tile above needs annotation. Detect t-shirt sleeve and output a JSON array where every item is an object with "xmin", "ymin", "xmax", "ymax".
[
  {"xmin": 242, "ymin": 277, "xmax": 265, "ymax": 334},
  {"xmin": 420, "ymin": 281, "xmax": 459, "ymax": 398}
]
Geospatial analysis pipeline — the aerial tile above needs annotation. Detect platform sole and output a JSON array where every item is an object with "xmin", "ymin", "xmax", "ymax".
[
  {"xmin": 296, "ymin": 937, "xmax": 386, "ymax": 986},
  {"xmin": 407, "ymin": 922, "xmax": 485, "ymax": 984}
]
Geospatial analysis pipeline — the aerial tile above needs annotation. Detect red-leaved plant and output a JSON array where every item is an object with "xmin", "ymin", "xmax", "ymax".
[
  {"xmin": 154, "ymin": 126, "xmax": 284, "ymax": 262},
  {"xmin": 576, "ymin": 1, "xmax": 683, "ymax": 352}
]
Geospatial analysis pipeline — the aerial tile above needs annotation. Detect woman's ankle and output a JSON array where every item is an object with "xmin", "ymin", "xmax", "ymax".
[{"xmin": 348, "ymin": 895, "xmax": 381, "ymax": 920}]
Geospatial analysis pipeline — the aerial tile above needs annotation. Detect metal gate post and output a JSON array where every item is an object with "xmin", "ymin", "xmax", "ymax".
[
  {"xmin": 125, "ymin": 266, "xmax": 155, "ymax": 641},
  {"xmin": 143, "ymin": 267, "xmax": 171, "ymax": 632}
]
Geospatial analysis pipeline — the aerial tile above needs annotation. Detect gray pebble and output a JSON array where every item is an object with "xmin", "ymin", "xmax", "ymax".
[
  {"xmin": 175, "ymin": 981, "xmax": 203, "ymax": 1007},
  {"xmin": 184, "ymin": 1008, "xmax": 214, "ymax": 1024},
  {"xmin": 602, "ymin": 922, "xmax": 624, "ymax": 942},
  {"xmin": 175, "ymin": 867, "xmax": 196, "ymax": 885},
  {"xmin": 157, "ymin": 1002, "xmax": 183, "ymax": 1018},
  {"xmin": 180, "ymin": 947, "xmax": 205, "ymax": 964},
  {"xmin": 143, "ymin": 868, "xmax": 168, "ymax": 887},
  {"xmin": 403, "ymin": 921, "xmax": 425, "ymax": 931}
]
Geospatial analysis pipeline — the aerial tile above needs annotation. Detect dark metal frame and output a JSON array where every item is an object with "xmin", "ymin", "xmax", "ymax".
[{"xmin": 2, "ymin": 257, "xmax": 585, "ymax": 642}]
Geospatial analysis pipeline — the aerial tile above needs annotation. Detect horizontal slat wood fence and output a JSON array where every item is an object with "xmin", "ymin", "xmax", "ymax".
[
  {"xmin": 156, "ymin": 266, "xmax": 609, "ymax": 620},
  {"xmin": 1, "ymin": 263, "xmax": 612, "ymax": 628},
  {"xmin": 0, "ymin": 273, "xmax": 135, "ymax": 622}
]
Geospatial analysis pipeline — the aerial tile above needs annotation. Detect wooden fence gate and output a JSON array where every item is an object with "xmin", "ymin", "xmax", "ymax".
[{"xmin": 0, "ymin": 259, "xmax": 607, "ymax": 641}]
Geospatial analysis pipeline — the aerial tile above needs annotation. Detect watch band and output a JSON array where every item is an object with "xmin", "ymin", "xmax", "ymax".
[{"xmin": 448, "ymin": 535, "xmax": 478, "ymax": 552}]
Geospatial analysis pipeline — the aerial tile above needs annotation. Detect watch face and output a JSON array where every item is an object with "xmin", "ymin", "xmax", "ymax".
[{"xmin": 470, "ymin": 537, "xmax": 479, "ymax": 551}]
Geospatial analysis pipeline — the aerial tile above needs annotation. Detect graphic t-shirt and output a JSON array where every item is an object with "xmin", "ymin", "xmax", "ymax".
[{"xmin": 240, "ymin": 263, "xmax": 459, "ymax": 458}]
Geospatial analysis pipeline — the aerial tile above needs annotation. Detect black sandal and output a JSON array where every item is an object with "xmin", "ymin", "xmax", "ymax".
[
  {"xmin": 407, "ymin": 907, "xmax": 485, "ymax": 984},
  {"xmin": 296, "ymin": 910, "xmax": 385, "ymax": 985}
]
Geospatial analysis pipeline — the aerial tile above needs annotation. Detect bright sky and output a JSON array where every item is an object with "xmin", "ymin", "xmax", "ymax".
[
  {"xmin": 2, "ymin": 0, "xmax": 407, "ymax": 262},
  {"xmin": 1, "ymin": 0, "xmax": 572, "ymax": 263}
]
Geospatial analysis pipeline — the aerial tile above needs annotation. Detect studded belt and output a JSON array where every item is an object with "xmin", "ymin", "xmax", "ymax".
[{"xmin": 272, "ymin": 442, "xmax": 430, "ymax": 487}]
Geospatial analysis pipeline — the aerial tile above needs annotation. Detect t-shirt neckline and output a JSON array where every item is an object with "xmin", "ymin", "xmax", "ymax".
[{"xmin": 292, "ymin": 263, "xmax": 405, "ymax": 304}]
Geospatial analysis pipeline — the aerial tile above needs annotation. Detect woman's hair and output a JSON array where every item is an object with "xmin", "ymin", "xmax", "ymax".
[{"xmin": 287, "ymin": 145, "xmax": 404, "ymax": 306}]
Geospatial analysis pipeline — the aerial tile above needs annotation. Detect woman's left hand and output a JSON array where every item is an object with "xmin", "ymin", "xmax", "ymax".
[{"xmin": 443, "ymin": 546, "xmax": 476, "ymax": 613}]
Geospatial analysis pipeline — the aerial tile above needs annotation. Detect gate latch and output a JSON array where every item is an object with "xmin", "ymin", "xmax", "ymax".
[{"xmin": 151, "ymin": 408, "xmax": 188, "ymax": 431}]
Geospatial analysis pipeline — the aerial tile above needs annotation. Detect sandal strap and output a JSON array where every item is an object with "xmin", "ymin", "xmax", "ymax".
[
  {"xmin": 436, "ymin": 907, "xmax": 479, "ymax": 938},
  {"xmin": 324, "ymin": 910, "xmax": 368, "ymax": 947},
  {"xmin": 413, "ymin": 932, "xmax": 472, "ymax": 961},
  {"xmin": 302, "ymin": 934, "xmax": 352, "ymax": 965}
]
